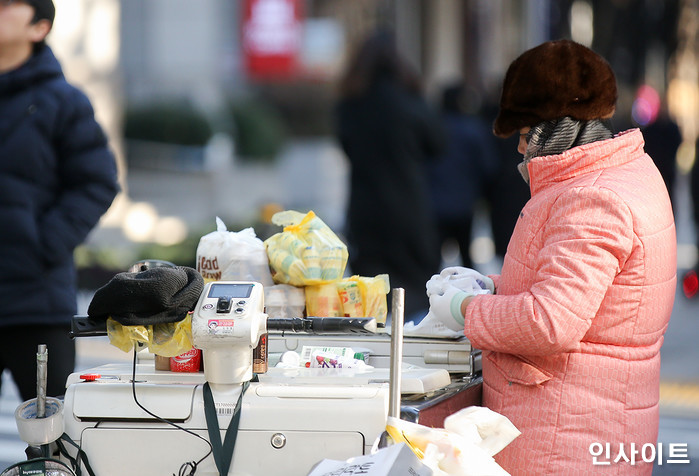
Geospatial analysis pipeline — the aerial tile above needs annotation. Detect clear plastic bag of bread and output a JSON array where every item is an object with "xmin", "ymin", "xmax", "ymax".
[{"xmin": 384, "ymin": 406, "xmax": 520, "ymax": 476}]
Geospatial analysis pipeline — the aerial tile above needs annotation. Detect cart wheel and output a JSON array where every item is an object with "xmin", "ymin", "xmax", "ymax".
[{"xmin": 0, "ymin": 458, "xmax": 75, "ymax": 476}]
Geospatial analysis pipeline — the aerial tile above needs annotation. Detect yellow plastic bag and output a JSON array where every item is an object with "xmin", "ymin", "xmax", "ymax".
[
  {"xmin": 106, "ymin": 313, "xmax": 194, "ymax": 357},
  {"xmin": 335, "ymin": 275, "xmax": 390, "ymax": 323},
  {"xmin": 305, "ymin": 275, "xmax": 390, "ymax": 322},
  {"xmin": 264, "ymin": 210, "xmax": 348, "ymax": 286},
  {"xmin": 351, "ymin": 274, "xmax": 390, "ymax": 325},
  {"xmin": 305, "ymin": 283, "xmax": 343, "ymax": 317}
]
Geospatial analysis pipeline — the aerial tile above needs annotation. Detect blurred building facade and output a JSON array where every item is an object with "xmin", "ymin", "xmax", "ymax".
[
  {"xmin": 114, "ymin": 1, "xmax": 553, "ymax": 119},
  {"xmin": 48, "ymin": 0, "xmax": 692, "ymax": 254},
  {"xmin": 78, "ymin": 0, "xmax": 687, "ymax": 159}
]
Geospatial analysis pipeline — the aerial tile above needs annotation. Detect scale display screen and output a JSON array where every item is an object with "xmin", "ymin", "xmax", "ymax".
[{"xmin": 207, "ymin": 283, "xmax": 254, "ymax": 299}]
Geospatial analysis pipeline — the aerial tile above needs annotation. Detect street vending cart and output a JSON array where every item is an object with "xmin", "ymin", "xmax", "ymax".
[{"xmin": 8, "ymin": 274, "xmax": 477, "ymax": 476}]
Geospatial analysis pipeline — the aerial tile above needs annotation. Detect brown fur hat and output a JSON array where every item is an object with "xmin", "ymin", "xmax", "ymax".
[{"xmin": 493, "ymin": 39, "xmax": 617, "ymax": 138}]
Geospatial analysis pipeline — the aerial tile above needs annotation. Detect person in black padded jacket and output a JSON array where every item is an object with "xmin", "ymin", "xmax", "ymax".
[
  {"xmin": 335, "ymin": 29, "xmax": 445, "ymax": 323},
  {"xmin": 0, "ymin": 0, "xmax": 119, "ymax": 400}
]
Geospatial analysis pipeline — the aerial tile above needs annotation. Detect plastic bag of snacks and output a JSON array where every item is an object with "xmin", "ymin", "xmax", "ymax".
[
  {"xmin": 264, "ymin": 210, "xmax": 348, "ymax": 286},
  {"xmin": 305, "ymin": 283, "xmax": 343, "ymax": 317},
  {"xmin": 305, "ymin": 274, "xmax": 390, "ymax": 324},
  {"xmin": 337, "ymin": 275, "xmax": 390, "ymax": 324},
  {"xmin": 352, "ymin": 274, "xmax": 390, "ymax": 325},
  {"xmin": 196, "ymin": 217, "xmax": 274, "ymax": 286}
]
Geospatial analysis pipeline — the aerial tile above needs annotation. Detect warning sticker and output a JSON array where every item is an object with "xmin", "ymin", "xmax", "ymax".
[{"xmin": 208, "ymin": 319, "xmax": 235, "ymax": 329}]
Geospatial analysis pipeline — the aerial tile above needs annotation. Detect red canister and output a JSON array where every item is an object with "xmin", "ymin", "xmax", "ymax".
[{"xmin": 170, "ymin": 348, "xmax": 201, "ymax": 372}]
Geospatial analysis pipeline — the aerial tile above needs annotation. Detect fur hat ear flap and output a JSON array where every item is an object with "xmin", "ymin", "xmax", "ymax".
[{"xmin": 493, "ymin": 39, "xmax": 617, "ymax": 138}]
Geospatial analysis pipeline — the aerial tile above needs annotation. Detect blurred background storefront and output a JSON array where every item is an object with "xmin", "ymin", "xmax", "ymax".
[{"xmin": 48, "ymin": 0, "xmax": 695, "ymax": 277}]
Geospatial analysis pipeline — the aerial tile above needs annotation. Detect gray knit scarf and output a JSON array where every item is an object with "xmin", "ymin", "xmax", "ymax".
[{"xmin": 518, "ymin": 117, "xmax": 614, "ymax": 184}]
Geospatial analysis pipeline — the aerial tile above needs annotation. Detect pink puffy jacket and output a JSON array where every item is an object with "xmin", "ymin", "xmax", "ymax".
[{"xmin": 464, "ymin": 129, "xmax": 676, "ymax": 475}]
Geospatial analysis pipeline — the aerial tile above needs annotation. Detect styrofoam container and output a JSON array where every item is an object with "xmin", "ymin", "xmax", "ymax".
[{"xmin": 265, "ymin": 284, "xmax": 305, "ymax": 318}]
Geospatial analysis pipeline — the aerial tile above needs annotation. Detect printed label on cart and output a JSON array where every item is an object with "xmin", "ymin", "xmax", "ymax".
[
  {"xmin": 301, "ymin": 346, "xmax": 354, "ymax": 361},
  {"xmin": 208, "ymin": 319, "xmax": 235, "ymax": 329}
]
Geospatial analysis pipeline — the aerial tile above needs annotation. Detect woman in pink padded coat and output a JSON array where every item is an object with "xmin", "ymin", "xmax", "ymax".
[{"xmin": 428, "ymin": 40, "xmax": 676, "ymax": 475}]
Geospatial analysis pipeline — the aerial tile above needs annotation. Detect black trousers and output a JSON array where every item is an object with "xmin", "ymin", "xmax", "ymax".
[
  {"xmin": 0, "ymin": 324, "xmax": 75, "ymax": 401},
  {"xmin": 437, "ymin": 215, "xmax": 474, "ymax": 269}
]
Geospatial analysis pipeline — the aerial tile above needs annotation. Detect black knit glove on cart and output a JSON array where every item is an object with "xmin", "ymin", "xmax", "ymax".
[{"xmin": 87, "ymin": 266, "xmax": 204, "ymax": 325}]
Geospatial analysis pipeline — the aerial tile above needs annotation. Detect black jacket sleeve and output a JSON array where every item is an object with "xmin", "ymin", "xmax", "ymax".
[{"xmin": 39, "ymin": 86, "xmax": 119, "ymax": 266}]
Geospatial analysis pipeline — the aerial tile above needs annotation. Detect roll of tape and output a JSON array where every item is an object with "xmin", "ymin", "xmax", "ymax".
[{"xmin": 14, "ymin": 397, "xmax": 64, "ymax": 446}]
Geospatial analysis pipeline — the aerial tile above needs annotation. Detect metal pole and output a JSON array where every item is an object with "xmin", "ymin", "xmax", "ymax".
[
  {"xmin": 36, "ymin": 344, "xmax": 47, "ymax": 419},
  {"xmin": 388, "ymin": 288, "xmax": 405, "ymax": 420}
]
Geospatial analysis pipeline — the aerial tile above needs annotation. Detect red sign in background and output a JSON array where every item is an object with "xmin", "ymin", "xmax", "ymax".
[{"xmin": 242, "ymin": 0, "xmax": 303, "ymax": 79}]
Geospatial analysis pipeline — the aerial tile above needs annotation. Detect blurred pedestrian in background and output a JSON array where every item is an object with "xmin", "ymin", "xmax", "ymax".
[
  {"xmin": 483, "ymin": 93, "xmax": 531, "ymax": 263},
  {"xmin": 426, "ymin": 82, "xmax": 498, "ymax": 270},
  {"xmin": 632, "ymin": 84, "xmax": 682, "ymax": 206},
  {"xmin": 427, "ymin": 40, "xmax": 676, "ymax": 474},
  {"xmin": 335, "ymin": 29, "xmax": 444, "ymax": 322},
  {"xmin": 0, "ymin": 0, "xmax": 119, "ymax": 400}
]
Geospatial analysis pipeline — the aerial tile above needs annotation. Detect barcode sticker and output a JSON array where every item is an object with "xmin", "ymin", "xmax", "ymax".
[{"xmin": 215, "ymin": 403, "xmax": 237, "ymax": 416}]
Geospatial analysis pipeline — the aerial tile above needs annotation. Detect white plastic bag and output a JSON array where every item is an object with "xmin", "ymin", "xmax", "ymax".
[
  {"xmin": 196, "ymin": 217, "xmax": 274, "ymax": 286},
  {"xmin": 385, "ymin": 408, "xmax": 520, "ymax": 476},
  {"xmin": 443, "ymin": 407, "xmax": 521, "ymax": 457}
]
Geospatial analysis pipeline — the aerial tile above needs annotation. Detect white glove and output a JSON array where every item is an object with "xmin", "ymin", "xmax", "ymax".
[
  {"xmin": 440, "ymin": 266, "xmax": 495, "ymax": 294},
  {"xmin": 426, "ymin": 273, "xmax": 446, "ymax": 297},
  {"xmin": 426, "ymin": 266, "xmax": 495, "ymax": 297},
  {"xmin": 428, "ymin": 286, "xmax": 472, "ymax": 332}
]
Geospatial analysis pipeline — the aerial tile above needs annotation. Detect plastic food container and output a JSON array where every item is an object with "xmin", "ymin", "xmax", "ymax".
[{"xmin": 265, "ymin": 284, "xmax": 306, "ymax": 318}]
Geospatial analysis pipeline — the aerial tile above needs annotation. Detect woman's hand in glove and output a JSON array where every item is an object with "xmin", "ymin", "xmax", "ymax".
[
  {"xmin": 427, "ymin": 286, "xmax": 473, "ymax": 332},
  {"xmin": 426, "ymin": 273, "xmax": 446, "ymax": 297},
  {"xmin": 440, "ymin": 266, "xmax": 495, "ymax": 294},
  {"xmin": 426, "ymin": 266, "xmax": 495, "ymax": 298}
]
